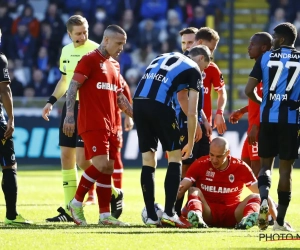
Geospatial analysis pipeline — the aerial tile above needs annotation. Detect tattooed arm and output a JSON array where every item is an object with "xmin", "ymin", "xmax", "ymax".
[
  {"xmin": 63, "ymin": 79, "xmax": 81, "ymax": 137},
  {"xmin": 117, "ymin": 92, "xmax": 133, "ymax": 118}
]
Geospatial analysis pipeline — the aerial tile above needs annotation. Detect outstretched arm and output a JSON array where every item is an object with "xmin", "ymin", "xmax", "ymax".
[{"xmin": 117, "ymin": 92, "xmax": 133, "ymax": 118}]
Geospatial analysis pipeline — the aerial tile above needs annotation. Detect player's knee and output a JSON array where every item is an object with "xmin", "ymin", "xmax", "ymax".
[
  {"xmin": 246, "ymin": 193, "xmax": 261, "ymax": 204},
  {"xmin": 167, "ymin": 150, "xmax": 181, "ymax": 163},
  {"xmin": 142, "ymin": 151, "xmax": 156, "ymax": 167}
]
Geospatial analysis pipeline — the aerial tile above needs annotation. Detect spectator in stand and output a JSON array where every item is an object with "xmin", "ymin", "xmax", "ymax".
[
  {"xmin": 118, "ymin": 46, "xmax": 132, "ymax": 77},
  {"xmin": 94, "ymin": 0, "xmax": 122, "ymax": 23},
  {"xmin": 119, "ymin": 0, "xmax": 141, "ymax": 21},
  {"xmin": 188, "ymin": 5, "xmax": 206, "ymax": 28},
  {"xmin": 6, "ymin": 0, "xmax": 27, "ymax": 13},
  {"xmin": 27, "ymin": 69, "xmax": 48, "ymax": 97},
  {"xmin": 9, "ymin": 22, "xmax": 36, "ymax": 68},
  {"xmin": 131, "ymin": 42, "xmax": 158, "ymax": 77},
  {"xmin": 42, "ymin": 2, "xmax": 65, "ymax": 43},
  {"xmin": 139, "ymin": 0, "xmax": 168, "ymax": 28},
  {"xmin": 170, "ymin": 0, "xmax": 194, "ymax": 23},
  {"xmin": 119, "ymin": 9, "xmax": 138, "ymax": 52},
  {"xmin": 36, "ymin": 46, "xmax": 50, "ymax": 74},
  {"xmin": 193, "ymin": 0, "xmax": 217, "ymax": 15},
  {"xmin": 124, "ymin": 68, "xmax": 140, "ymax": 96},
  {"xmin": 89, "ymin": 22, "xmax": 104, "ymax": 43},
  {"xmin": 37, "ymin": 21, "xmax": 61, "ymax": 66},
  {"xmin": 90, "ymin": 7, "xmax": 111, "ymax": 27},
  {"xmin": 165, "ymin": 9, "xmax": 186, "ymax": 51},
  {"xmin": 0, "ymin": 2, "xmax": 13, "ymax": 37},
  {"xmin": 293, "ymin": 11, "xmax": 300, "ymax": 30},
  {"xmin": 267, "ymin": 8, "xmax": 286, "ymax": 34},
  {"xmin": 64, "ymin": 0, "xmax": 92, "ymax": 19},
  {"xmin": 47, "ymin": 59, "xmax": 60, "ymax": 91},
  {"xmin": 7, "ymin": 60, "xmax": 24, "ymax": 97},
  {"xmin": 138, "ymin": 19, "xmax": 161, "ymax": 52},
  {"xmin": 11, "ymin": 3, "xmax": 40, "ymax": 38}
]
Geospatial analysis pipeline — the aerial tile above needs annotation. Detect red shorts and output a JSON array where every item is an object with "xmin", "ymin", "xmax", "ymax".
[
  {"xmin": 208, "ymin": 202, "xmax": 239, "ymax": 228},
  {"xmin": 241, "ymin": 138, "xmax": 260, "ymax": 161},
  {"xmin": 80, "ymin": 130, "xmax": 118, "ymax": 160}
]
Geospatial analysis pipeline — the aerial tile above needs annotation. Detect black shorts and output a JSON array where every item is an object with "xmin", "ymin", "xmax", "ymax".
[
  {"xmin": 180, "ymin": 124, "xmax": 210, "ymax": 165},
  {"xmin": 59, "ymin": 101, "xmax": 84, "ymax": 148},
  {"xmin": 258, "ymin": 122, "xmax": 299, "ymax": 160},
  {"xmin": 0, "ymin": 124, "xmax": 16, "ymax": 167},
  {"xmin": 133, "ymin": 99, "xmax": 181, "ymax": 153}
]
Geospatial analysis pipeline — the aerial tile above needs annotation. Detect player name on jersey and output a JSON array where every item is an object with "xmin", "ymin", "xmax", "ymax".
[
  {"xmin": 141, "ymin": 73, "xmax": 169, "ymax": 83},
  {"xmin": 270, "ymin": 52, "xmax": 300, "ymax": 59},
  {"xmin": 200, "ymin": 184, "xmax": 238, "ymax": 193},
  {"xmin": 96, "ymin": 82, "xmax": 118, "ymax": 91}
]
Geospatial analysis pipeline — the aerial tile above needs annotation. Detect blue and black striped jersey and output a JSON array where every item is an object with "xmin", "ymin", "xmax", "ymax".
[
  {"xmin": 250, "ymin": 46, "xmax": 300, "ymax": 124},
  {"xmin": 133, "ymin": 52, "xmax": 203, "ymax": 108}
]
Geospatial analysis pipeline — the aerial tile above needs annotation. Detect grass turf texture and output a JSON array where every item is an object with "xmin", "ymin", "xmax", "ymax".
[{"xmin": 0, "ymin": 167, "xmax": 300, "ymax": 250}]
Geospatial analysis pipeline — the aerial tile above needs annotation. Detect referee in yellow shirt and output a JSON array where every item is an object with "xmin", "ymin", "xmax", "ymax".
[{"xmin": 42, "ymin": 15, "xmax": 122, "ymax": 222}]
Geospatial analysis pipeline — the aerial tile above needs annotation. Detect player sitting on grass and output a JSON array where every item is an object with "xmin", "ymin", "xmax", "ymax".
[{"xmin": 177, "ymin": 137, "xmax": 277, "ymax": 229}]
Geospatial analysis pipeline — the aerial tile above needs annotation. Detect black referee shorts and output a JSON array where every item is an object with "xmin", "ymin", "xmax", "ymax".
[{"xmin": 59, "ymin": 101, "xmax": 84, "ymax": 148}]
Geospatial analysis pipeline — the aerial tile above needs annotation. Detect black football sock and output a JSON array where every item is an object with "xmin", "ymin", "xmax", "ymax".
[
  {"xmin": 258, "ymin": 175, "xmax": 271, "ymax": 202},
  {"xmin": 164, "ymin": 162, "xmax": 181, "ymax": 217},
  {"xmin": 174, "ymin": 178, "xmax": 184, "ymax": 216},
  {"xmin": 141, "ymin": 165, "xmax": 157, "ymax": 221},
  {"xmin": 276, "ymin": 191, "xmax": 291, "ymax": 226},
  {"xmin": 2, "ymin": 169, "xmax": 18, "ymax": 220}
]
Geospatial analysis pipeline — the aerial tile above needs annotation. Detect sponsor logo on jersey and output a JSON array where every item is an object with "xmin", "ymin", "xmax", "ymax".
[
  {"xmin": 71, "ymin": 54, "xmax": 80, "ymax": 57},
  {"xmin": 229, "ymin": 174, "xmax": 234, "ymax": 183},
  {"xmin": 180, "ymin": 135, "xmax": 185, "ymax": 142},
  {"xmin": 3, "ymin": 68, "xmax": 9, "ymax": 78},
  {"xmin": 96, "ymin": 82, "xmax": 117, "ymax": 91},
  {"xmin": 1, "ymin": 139, "xmax": 6, "ymax": 145},
  {"xmin": 206, "ymin": 168, "xmax": 215, "ymax": 178},
  {"xmin": 200, "ymin": 184, "xmax": 238, "ymax": 193}
]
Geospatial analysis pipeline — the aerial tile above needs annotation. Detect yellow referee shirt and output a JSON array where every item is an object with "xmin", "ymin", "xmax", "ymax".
[{"xmin": 59, "ymin": 39, "xmax": 99, "ymax": 99}]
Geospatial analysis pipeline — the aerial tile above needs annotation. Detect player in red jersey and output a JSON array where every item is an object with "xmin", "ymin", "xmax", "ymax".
[
  {"xmin": 229, "ymin": 32, "xmax": 272, "ymax": 177},
  {"xmin": 177, "ymin": 137, "xmax": 277, "ymax": 229},
  {"xmin": 113, "ymin": 75, "xmax": 133, "ymax": 189},
  {"xmin": 63, "ymin": 25, "xmax": 133, "ymax": 226},
  {"xmin": 194, "ymin": 27, "xmax": 227, "ymax": 135}
]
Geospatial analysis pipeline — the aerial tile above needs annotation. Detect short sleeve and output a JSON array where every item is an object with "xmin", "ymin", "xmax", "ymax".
[
  {"xmin": 74, "ymin": 55, "xmax": 92, "ymax": 83},
  {"xmin": 240, "ymin": 163, "xmax": 257, "ymax": 187},
  {"xmin": 188, "ymin": 68, "xmax": 203, "ymax": 92},
  {"xmin": 0, "ymin": 54, "xmax": 10, "ymax": 83},
  {"xmin": 249, "ymin": 55, "xmax": 263, "ymax": 82},
  {"xmin": 211, "ymin": 64, "xmax": 225, "ymax": 91},
  {"xmin": 59, "ymin": 47, "xmax": 67, "ymax": 75}
]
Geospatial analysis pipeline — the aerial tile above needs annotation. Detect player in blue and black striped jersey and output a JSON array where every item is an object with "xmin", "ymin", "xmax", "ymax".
[
  {"xmin": 245, "ymin": 22, "xmax": 299, "ymax": 232},
  {"xmin": 133, "ymin": 45, "xmax": 211, "ymax": 228},
  {"xmin": 0, "ymin": 29, "xmax": 33, "ymax": 226}
]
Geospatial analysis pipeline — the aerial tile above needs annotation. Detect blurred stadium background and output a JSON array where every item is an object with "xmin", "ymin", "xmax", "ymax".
[{"xmin": 0, "ymin": 0, "xmax": 299, "ymax": 167}]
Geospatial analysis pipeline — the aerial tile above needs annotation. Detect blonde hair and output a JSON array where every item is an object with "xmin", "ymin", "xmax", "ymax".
[{"xmin": 66, "ymin": 15, "xmax": 88, "ymax": 32}]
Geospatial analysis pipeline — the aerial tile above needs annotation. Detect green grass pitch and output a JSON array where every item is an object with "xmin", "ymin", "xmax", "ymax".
[{"xmin": 0, "ymin": 167, "xmax": 300, "ymax": 250}]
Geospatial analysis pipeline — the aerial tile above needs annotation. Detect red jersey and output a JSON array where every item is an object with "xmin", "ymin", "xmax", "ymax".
[
  {"xmin": 185, "ymin": 155, "xmax": 256, "ymax": 205},
  {"xmin": 203, "ymin": 62, "xmax": 225, "ymax": 124},
  {"xmin": 115, "ymin": 75, "xmax": 132, "ymax": 129},
  {"xmin": 75, "ymin": 49, "xmax": 122, "ymax": 135},
  {"xmin": 247, "ymin": 82, "xmax": 262, "ymax": 133}
]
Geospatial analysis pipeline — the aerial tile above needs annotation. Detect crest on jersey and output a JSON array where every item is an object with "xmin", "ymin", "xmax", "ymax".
[
  {"xmin": 180, "ymin": 135, "xmax": 185, "ymax": 142},
  {"xmin": 92, "ymin": 146, "xmax": 97, "ymax": 152},
  {"xmin": 229, "ymin": 174, "xmax": 234, "ymax": 183},
  {"xmin": 1, "ymin": 139, "xmax": 6, "ymax": 145},
  {"xmin": 3, "ymin": 68, "xmax": 9, "ymax": 78}
]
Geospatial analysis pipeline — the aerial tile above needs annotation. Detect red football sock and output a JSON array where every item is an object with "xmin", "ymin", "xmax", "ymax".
[
  {"xmin": 187, "ymin": 194, "xmax": 203, "ymax": 213},
  {"xmin": 75, "ymin": 165, "xmax": 101, "ymax": 202},
  {"xmin": 243, "ymin": 197, "xmax": 260, "ymax": 217},
  {"xmin": 112, "ymin": 151, "xmax": 123, "ymax": 189},
  {"xmin": 96, "ymin": 172, "xmax": 112, "ymax": 214},
  {"xmin": 88, "ymin": 183, "xmax": 95, "ymax": 198}
]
